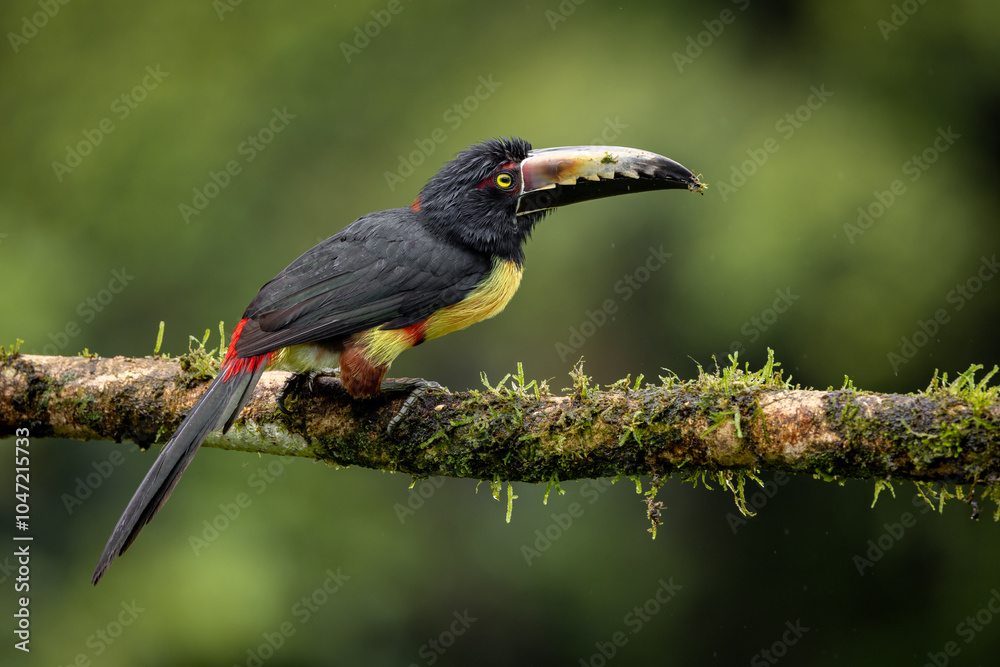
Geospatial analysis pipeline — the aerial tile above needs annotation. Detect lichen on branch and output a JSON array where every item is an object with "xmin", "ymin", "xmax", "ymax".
[{"xmin": 3, "ymin": 345, "xmax": 1000, "ymax": 522}]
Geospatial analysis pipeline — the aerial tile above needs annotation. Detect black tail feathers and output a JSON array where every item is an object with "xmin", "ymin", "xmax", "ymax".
[{"xmin": 91, "ymin": 363, "xmax": 265, "ymax": 584}]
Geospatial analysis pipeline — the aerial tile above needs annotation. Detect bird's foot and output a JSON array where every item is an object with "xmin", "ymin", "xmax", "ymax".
[
  {"xmin": 381, "ymin": 377, "xmax": 448, "ymax": 435},
  {"xmin": 278, "ymin": 368, "xmax": 340, "ymax": 415}
]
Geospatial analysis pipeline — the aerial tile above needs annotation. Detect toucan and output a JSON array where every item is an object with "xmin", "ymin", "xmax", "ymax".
[{"xmin": 91, "ymin": 137, "xmax": 703, "ymax": 584}]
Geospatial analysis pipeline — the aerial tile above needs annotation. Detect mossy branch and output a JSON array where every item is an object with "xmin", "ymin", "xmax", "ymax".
[{"xmin": 4, "ymin": 350, "xmax": 1000, "ymax": 499}]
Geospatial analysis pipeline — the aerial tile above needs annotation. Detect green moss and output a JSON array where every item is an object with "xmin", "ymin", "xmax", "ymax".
[
  {"xmin": 176, "ymin": 323, "xmax": 226, "ymax": 383},
  {"xmin": 0, "ymin": 338, "xmax": 23, "ymax": 361},
  {"xmin": 153, "ymin": 320, "xmax": 165, "ymax": 355},
  {"xmin": 566, "ymin": 358, "xmax": 592, "ymax": 399},
  {"xmin": 871, "ymin": 479, "xmax": 896, "ymax": 507},
  {"xmin": 982, "ymin": 483, "xmax": 1000, "ymax": 521},
  {"xmin": 827, "ymin": 364, "xmax": 1000, "ymax": 519},
  {"xmin": 357, "ymin": 353, "xmax": 1000, "ymax": 531},
  {"xmin": 912, "ymin": 481, "xmax": 962, "ymax": 514},
  {"xmin": 619, "ymin": 409, "xmax": 645, "ymax": 447},
  {"xmin": 687, "ymin": 349, "xmax": 791, "ymax": 444},
  {"xmin": 643, "ymin": 472, "xmax": 665, "ymax": 538},
  {"xmin": 681, "ymin": 468, "xmax": 764, "ymax": 517},
  {"xmin": 72, "ymin": 393, "xmax": 103, "ymax": 429},
  {"xmin": 505, "ymin": 481, "xmax": 517, "ymax": 523},
  {"xmin": 542, "ymin": 474, "xmax": 565, "ymax": 505}
]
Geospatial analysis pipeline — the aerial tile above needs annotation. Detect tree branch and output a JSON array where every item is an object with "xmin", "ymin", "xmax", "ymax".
[{"xmin": 3, "ymin": 353, "xmax": 1000, "ymax": 490}]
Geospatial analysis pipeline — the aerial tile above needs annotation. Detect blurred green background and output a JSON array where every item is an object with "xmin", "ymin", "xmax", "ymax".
[{"xmin": 3, "ymin": 0, "xmax": 1000, "ymax": 664}]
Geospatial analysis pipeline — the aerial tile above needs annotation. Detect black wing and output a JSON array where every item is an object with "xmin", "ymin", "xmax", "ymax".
[{"xmin": 234, "ymin": 208, "xmax": 490, "ymax": 357}]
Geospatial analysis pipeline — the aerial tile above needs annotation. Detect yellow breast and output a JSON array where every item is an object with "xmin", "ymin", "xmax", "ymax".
[
  {"xmin": 359, "ymin": 257, "xmax": 523, "ymax": 367},
  {"xmin": 424, "ymin": 257, "xmax": 523, "ymax": 341}
]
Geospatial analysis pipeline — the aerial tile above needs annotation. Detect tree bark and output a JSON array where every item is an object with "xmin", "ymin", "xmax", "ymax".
[{"xmin": 2, "ymin": 353, "xmax": 1000, "ymax": 488}]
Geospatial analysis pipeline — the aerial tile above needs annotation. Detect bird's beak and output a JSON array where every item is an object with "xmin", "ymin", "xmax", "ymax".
[{"xmin": 516, "ymin": 146, "xmax": 705, "ymax": 216}]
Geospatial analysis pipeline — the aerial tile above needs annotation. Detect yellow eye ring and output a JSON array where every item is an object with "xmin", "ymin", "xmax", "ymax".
[{"xmin": 495, "ymin": 172, "xmax": 514, "ymax": 189}]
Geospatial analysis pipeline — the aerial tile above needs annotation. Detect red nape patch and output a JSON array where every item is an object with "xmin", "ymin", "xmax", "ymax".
[
  {"xmin": 222, "ymin": 319, "xmax": 275, "ymax": 381},
  {"xmin": 411, "ymin": 196, "xmax": 422, "ymax": 212}
]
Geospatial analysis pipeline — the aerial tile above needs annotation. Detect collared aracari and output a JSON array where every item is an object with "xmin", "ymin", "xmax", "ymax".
[{"xmin": 92, "ymin": 137, "xmax": 703, "ymax": 584}]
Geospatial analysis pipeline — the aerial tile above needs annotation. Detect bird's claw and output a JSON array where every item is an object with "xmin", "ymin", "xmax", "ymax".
[
  {"xmin": 278, "ymin": 368, "xmax": 341, "ymax": 415},
  {"xmin": 382, "ymin": 377, "xmax": 447, "ymax": 435}
]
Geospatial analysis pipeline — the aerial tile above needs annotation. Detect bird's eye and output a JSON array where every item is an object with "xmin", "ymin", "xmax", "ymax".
[{"xmin": 495, "ymin": 172, "xmax": 515, "ymax": 189}]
